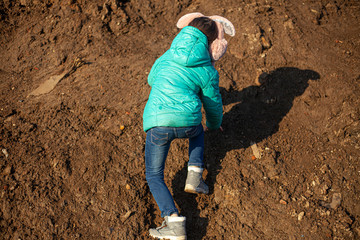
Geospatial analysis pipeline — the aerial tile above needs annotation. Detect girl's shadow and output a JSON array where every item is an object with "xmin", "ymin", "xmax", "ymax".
[{"xmin": 172, "ymin": 67, "xmax": 320, "ymax": 239}]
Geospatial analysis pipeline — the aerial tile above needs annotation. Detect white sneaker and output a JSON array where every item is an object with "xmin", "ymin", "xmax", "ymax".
[
  {"xmin": 184, "ymin": 167, "xmax": 209, "ymax": 194},
  {"xmin": 149, "ymin": 216, "xmax": 186, "ymax": 240}
]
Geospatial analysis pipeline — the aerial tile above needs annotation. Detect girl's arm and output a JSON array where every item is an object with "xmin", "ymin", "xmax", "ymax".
[{"xmin": 201, "ymin": 72, "xmax": 223, "ymax": 130}]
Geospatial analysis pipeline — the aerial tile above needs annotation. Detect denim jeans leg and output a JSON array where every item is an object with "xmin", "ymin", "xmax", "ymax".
[
  {"xmin": 145, "ymin": 128, "xmax": 179, "ymax": 217},
  {"xmin": 187, "ymin": 125, "xmax": 205, "ymax": 168}
]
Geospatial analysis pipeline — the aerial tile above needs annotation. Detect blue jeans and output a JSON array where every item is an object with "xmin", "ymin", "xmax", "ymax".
[{"xmin": 145, "ymin": 124, "xmax": 204, "ymax": 217}]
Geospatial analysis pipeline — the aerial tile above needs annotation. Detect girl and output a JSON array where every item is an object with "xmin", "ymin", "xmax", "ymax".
[{"xmin": 143, "ymin": 13, "xmax": 235, "ymax": 239}]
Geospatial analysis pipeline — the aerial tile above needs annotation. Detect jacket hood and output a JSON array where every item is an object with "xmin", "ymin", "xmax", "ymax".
[{"xmin": 169, "ymin": 26, "xmax": 212, "ymax": 67}]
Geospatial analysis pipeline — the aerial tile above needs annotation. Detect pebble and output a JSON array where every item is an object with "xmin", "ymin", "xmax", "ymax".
[
  {"xmin": 298, "ymin": 211, "xmax": 305, "ymax": 221},
  {"xmin": 2, "ymin": 149, "xmax": 9, "ymax": 158},
  {"xmin": 2, "ymin": 165, "xmax": 12, "ymax": 175},
  {"xmin": 329, "ymin": 193, "xmax": 341, "ymax": 208},
  {"xmin": 255, "ymin": 72, "xmax": 269, "ymax": 86},
  {"xmin": 260, "ymin": 36, "xmax": 271, "ymax": 49},
  {"xmin": 121, "ymin": 210, "xmax": 133, "ymax": 223},
  {"xmin": 250, "ymin": 142, "xmax": 261, "ymax": 159},
  {"xmin": 284, "ymin": 20, "xmax": 294, "ymax": 29}
]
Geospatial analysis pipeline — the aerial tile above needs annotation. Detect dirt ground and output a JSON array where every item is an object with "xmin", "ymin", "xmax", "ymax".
[{"xmin": 0, "ymin": 0, "xmax": 359, "ymax": 239}]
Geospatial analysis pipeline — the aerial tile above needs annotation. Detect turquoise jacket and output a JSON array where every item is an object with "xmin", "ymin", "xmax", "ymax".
[{"xmin": 143, "ymin": 26, "xmax": 223, "ymax": 132}]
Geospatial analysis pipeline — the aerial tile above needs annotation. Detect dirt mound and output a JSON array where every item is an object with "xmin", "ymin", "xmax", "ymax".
[{"xmin": 1, "ymin": 0, "xmax": 359, "ymax": 239}]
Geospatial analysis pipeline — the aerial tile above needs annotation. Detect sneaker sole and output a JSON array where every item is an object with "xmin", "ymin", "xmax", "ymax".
[
  {"xmin": 184, "ymin": 184, "xmax": 208, "ymax": 194},
  {"xmin": 149, "ymin": 233, "xmax": 186, "ymax": 240}
]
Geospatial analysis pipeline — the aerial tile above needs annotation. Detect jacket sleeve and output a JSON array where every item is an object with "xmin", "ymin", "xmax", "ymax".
[{"xmin": 200, "ymin": 71, "xmax": 223, "ymax": 129}]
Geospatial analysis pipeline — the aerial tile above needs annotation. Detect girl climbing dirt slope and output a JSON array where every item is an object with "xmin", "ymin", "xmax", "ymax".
[{"xmin": 0, "ymin": 0, "xmax": 359, "ymax": 239}]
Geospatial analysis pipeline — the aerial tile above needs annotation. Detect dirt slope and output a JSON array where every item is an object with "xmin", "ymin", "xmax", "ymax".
[{"xmin": 1, "ymin": 0, "xmax": 359, "ymax": 239}]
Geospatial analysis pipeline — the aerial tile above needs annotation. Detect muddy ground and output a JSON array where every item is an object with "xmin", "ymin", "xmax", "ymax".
[{"xmin": 0, "ymin": 0, "xmax": 359, "ymax": 239}]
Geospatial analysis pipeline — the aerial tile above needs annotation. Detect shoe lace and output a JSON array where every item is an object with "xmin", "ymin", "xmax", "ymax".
[{"xmin": 156, "ymin": 221, "xmax": 167, "ymax": 230}]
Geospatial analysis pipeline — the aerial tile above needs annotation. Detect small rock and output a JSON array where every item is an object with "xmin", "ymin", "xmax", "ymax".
[
  {"xmin": 255, "ymin": 72, "xmax": 269, "ymax": 86},
  {"xmin": 2, "ymin": 149, "xmax": 9, "ymax": 158},
  {"xmin": 121, "ymin": 210, "xmax": 133, "ymax": 223},
  {"xmin": 2, "ymin": 165, "xmax": 12, "ymax": 175},
  {"xmin": 284, "ymin": 19, "xmax": 294, "ymax": 29},
  {"xmin": 280, "ymin": 199, "xmax": 287, "ymax": 205},
  {"xmin": 298, "ymin": 211, "xmax": 305, "ymax": 221},
  {"xmin": 321, "ymin": 193, "xmax": 341, "ymax": 209},
  {"xmin": 260, "ymin": 36, "xmax": 271, "ymax": 49},
  {"xmin": 329, "ymin": 193, "xmax": 341, "ymax": 209},
  {"xmin": 250, "ymin": 141, "xmax": 261, "ymax": 159}
]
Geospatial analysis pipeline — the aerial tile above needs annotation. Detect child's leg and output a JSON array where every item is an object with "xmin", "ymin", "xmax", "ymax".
[
  {"xmin": 188, "ymin": 124, "xmax": 204, "ymax": 167},
  {"xmin": 185, "ymin": 124, "xmax": 208, "ymax": 194},
  {"xmin": 145, "ymin": 127, "xmax": 179, "ymax": 217}
]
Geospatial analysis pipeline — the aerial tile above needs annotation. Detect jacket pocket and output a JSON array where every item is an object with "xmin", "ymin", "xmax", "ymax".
[{"xmin": 151, "ymin": 131, "xmax": 169, "ymax": 146}]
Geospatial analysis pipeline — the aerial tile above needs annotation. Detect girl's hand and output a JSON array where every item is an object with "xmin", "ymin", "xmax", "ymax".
[{"xmin": 204, "ymin": 126, "xmax": 223, "ymax": 132}]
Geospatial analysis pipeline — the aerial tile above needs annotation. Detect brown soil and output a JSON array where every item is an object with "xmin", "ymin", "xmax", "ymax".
[{"xmin": 1, "ymin": 0, "xmax": 359, "ymax": 239}]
